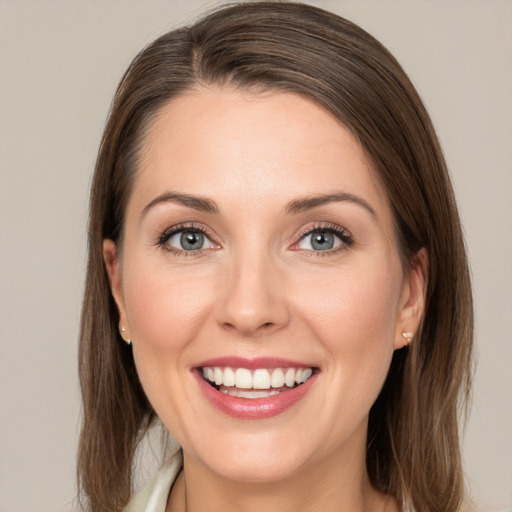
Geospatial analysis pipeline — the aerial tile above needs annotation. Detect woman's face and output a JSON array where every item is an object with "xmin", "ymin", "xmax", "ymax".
[{"xmin": 105, "ymin": 88, "xmax": 425, "ymax": 483}]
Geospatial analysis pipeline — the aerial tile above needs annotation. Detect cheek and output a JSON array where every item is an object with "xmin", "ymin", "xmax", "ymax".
[
  {"xmin": 292, "ymin": 260, "xmax": 402, "ymax": 439},
  {"xmin": 300, "ymin": 263, "xmax": 401, "ymax": 341},
  {"xmin": 121, "ymin": 259, "xmax": 218, "ymax": 431},
  {"xmin": 295, "ymin": 258, "xmax": 402, "ymax": 388},
  {"xmin": 123, "ymin": 260, "xmax": 214, "ymax": 353},
  {"xmin": 120, "ymin": 257, "xmax": 219, "ymax": 412}
]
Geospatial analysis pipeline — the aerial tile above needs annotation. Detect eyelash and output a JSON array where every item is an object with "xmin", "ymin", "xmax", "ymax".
[
  {"xmin": 155, "ymin": 222, "xmax": 353, "ymax": 256},
  {"xmin": 156, "ymin": 223, "xmax": 217, "ymax": 256},
  {"xmin": 294, "ymin": 223, "xmax": 354, "ymax": 256}
]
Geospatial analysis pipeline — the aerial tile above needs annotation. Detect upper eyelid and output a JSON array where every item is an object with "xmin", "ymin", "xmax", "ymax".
[
  {"xmin": 155, "ymin": 221, "xmax": 352, "ymax": 249},
  {"xmin": 161, "ymin": 222, "xmax": 213, "ymax": 237},
  {"xmin": 291, "ymin": 223, "xmax": 353, "ymax": 250},
  {"xmin": 295, "ymin": 223, "xmax": 351, "ymax": 239},
  {"xmin": 156, "ymin": 224, "xmax": 221, "ymax": 256},
  {"xmin": 157, "ymin": 222, "xmax": 218, "ymax": 246}
]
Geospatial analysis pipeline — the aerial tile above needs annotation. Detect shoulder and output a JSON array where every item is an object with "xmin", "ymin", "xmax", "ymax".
[{"xmin": 124, "ymin": 450, "xmax": 183, "ymax": 512}]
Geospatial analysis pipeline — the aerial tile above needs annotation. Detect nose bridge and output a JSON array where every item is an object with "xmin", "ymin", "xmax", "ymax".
[{"xmin": 216, "ymin": 241, "xmax": 289, "ymax": 336}]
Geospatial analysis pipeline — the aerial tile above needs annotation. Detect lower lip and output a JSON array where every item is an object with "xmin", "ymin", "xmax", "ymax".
[{"xmin": 194, "ymin": 370, "xmax": 317, "ymax": 420}]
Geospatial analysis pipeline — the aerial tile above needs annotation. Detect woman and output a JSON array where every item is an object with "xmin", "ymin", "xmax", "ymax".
[{"xmin": 77, "ymin": 2, "xmax": 473, "ymax": 511}]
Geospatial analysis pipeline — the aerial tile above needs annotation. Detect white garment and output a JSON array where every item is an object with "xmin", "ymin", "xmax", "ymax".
[{"xmin": 125, "ymin": 450, "xmax": 183, "ymax": 512}]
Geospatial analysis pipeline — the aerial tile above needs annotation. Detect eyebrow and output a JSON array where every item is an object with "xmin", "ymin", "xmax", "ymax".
[
  {"xmin": 140, "ymin": 190, "xmax": 376, "ymax": 220},
  {"xmin": 141, "ymin": 192, "xmax": 220, "ymax": 219},
  {"xmin": 284, "ymin": 192, "xmax": 376, "ymax": 217}
]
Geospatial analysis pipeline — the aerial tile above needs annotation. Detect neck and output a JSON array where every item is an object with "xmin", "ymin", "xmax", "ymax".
[{"xmin": 167, "ymin": 435, "xmax": 397, "ymax": 512}]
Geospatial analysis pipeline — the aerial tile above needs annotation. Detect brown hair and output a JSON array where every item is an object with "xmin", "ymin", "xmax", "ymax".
[{"xmin": 78, "ymin": 2, "xmax": 473, "ymax": 511}]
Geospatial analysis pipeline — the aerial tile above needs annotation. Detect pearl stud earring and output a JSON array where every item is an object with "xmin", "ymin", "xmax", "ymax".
[
  {"xmin": 401, "ymin": 331, "xmax": 414, "ymax": 346},
  {"xmin": 120, "ymin": 327, "xmax": 132, "ymax": 345}
]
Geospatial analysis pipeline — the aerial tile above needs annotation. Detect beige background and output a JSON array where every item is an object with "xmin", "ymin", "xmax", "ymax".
[{"xmin": 0, "ymin": 1, "xmax": 511, "ymax": 511}]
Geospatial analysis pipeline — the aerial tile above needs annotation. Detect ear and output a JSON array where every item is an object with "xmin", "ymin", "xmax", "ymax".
[
  {"xmin": 394, "ymin": 248, "xmax": 428, "ymax": 350},
  {"xmin": 103, "ymin": 239, "xmax": 131, "ymax": 342}
]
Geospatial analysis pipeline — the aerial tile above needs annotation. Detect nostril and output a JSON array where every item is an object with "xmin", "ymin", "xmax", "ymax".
[
  {"xmin": 221, "ymin": 320, "xmax": 275, "ymax": 334},
  {"xmin": 257, "ymin": 321, "xmax": 276, "ymax": 332}
]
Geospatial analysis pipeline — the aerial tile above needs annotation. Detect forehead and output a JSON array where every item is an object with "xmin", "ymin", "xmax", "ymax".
[{"xmin": 131, "ymin": 87, "xmax": 392, "ymax": 225}]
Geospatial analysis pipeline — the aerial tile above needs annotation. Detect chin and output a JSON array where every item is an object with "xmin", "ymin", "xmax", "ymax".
[
  {"xmin": 185, "ymin": 429, "xmax": 314, "ymax": 484},
  {"xmin": 209, "ymin": 452, "xmax": 308, "ymax": 484}
]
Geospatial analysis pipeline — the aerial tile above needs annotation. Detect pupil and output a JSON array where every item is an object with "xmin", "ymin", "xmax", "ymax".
[
  {"xmin": 181, "ymin": 232, "xmax": 204, "ymax": 250},
  {"xmin": 312, "ymin": 231, "xmax": 334, "ymax": 250}
]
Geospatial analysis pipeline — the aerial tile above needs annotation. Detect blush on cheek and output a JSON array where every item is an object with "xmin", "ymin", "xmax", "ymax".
[
  {"xmin": 295, "ymin": 267, "xmax": 399, "ymax": 416},
  {"xmin": 125, "ymin": 267, "xmax": 215, "ymax": 354},
  {"xmin": 303, "ymin": 269, "xmax": 398, "ymax": 337}
]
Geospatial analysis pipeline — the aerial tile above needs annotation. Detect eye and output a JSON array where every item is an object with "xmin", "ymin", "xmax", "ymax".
[
  {"xmin": 160, "ymin": 226, "xmax": 218, "ymax": 252},
  {"xmin": 298, "ymin": 230, "xmax": 340, "ymax": 251},
  {"xmin": 295, "ymin": 225, "xmax": 352, "ymax": 252}
]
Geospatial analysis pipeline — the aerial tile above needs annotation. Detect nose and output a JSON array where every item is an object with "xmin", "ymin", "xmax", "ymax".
[{"xmin": 215, "ymin": 250, "xmax": 290, "ymax": 337}]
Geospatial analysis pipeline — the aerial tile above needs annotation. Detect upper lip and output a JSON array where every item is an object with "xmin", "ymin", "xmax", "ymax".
[{"xmin": 194, "ymin": 356, "xmax": 317, "ymax": 370}]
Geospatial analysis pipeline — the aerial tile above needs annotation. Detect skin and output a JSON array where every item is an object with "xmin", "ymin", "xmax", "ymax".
[{"xmin": 104, "ymin": 88, "xmax": 427, "ymax": 512}]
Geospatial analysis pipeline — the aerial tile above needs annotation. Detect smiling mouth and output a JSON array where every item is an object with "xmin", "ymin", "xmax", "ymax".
[{"xmin": 201, "ymin": 366, "xmax": 316, "ymax": 399}]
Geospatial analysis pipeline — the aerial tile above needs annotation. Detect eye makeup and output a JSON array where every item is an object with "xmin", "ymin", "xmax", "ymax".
[{"xmin": 153, "ymin": 220, "xmax": 354, "ymax": 259}]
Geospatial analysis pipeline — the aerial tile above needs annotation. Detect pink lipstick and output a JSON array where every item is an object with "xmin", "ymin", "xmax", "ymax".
[{"xmin": 193, "ymin": 357, "xmax": 318, "ymax": 419}]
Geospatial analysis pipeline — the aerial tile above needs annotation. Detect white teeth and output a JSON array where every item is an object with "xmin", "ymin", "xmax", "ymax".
[
  {"xmin": 302, "ymin": 368, "xmax": 313, "ymax": 382},
  {"xmin": 204, "ymin": 367, "xmax": 214, "ymax": 382},
  {"xmin": 284, "ymin": 368, "xmax": 296, "ymax": 387},
  {"xmin": 223, "ymin": 367, "xmax": 235, "ymax": 387},
  {"xmin": 202, "ymin": 366, "xmax": 314, "ymax": 390},
  {"xmin": 295, "ymin": 368, "xmax": 312, "ymax": 384},
  {"xmin": 214, "ymin": 367, "xmax": 223, "ymax": 385},
  {"xmin": 270, "ymin": 368, "xmax": 285, "ymax": 388},
  {"xmin": 235, "ymin": 368, "xmax": 253, "ymax": 389},
  {"xmin": 253, "ymin": 369, "xmax": 271, "ymax": 389},
  {"xmin": 221, "ymin": 388, "xmax": 280, "ymax": 398}
]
